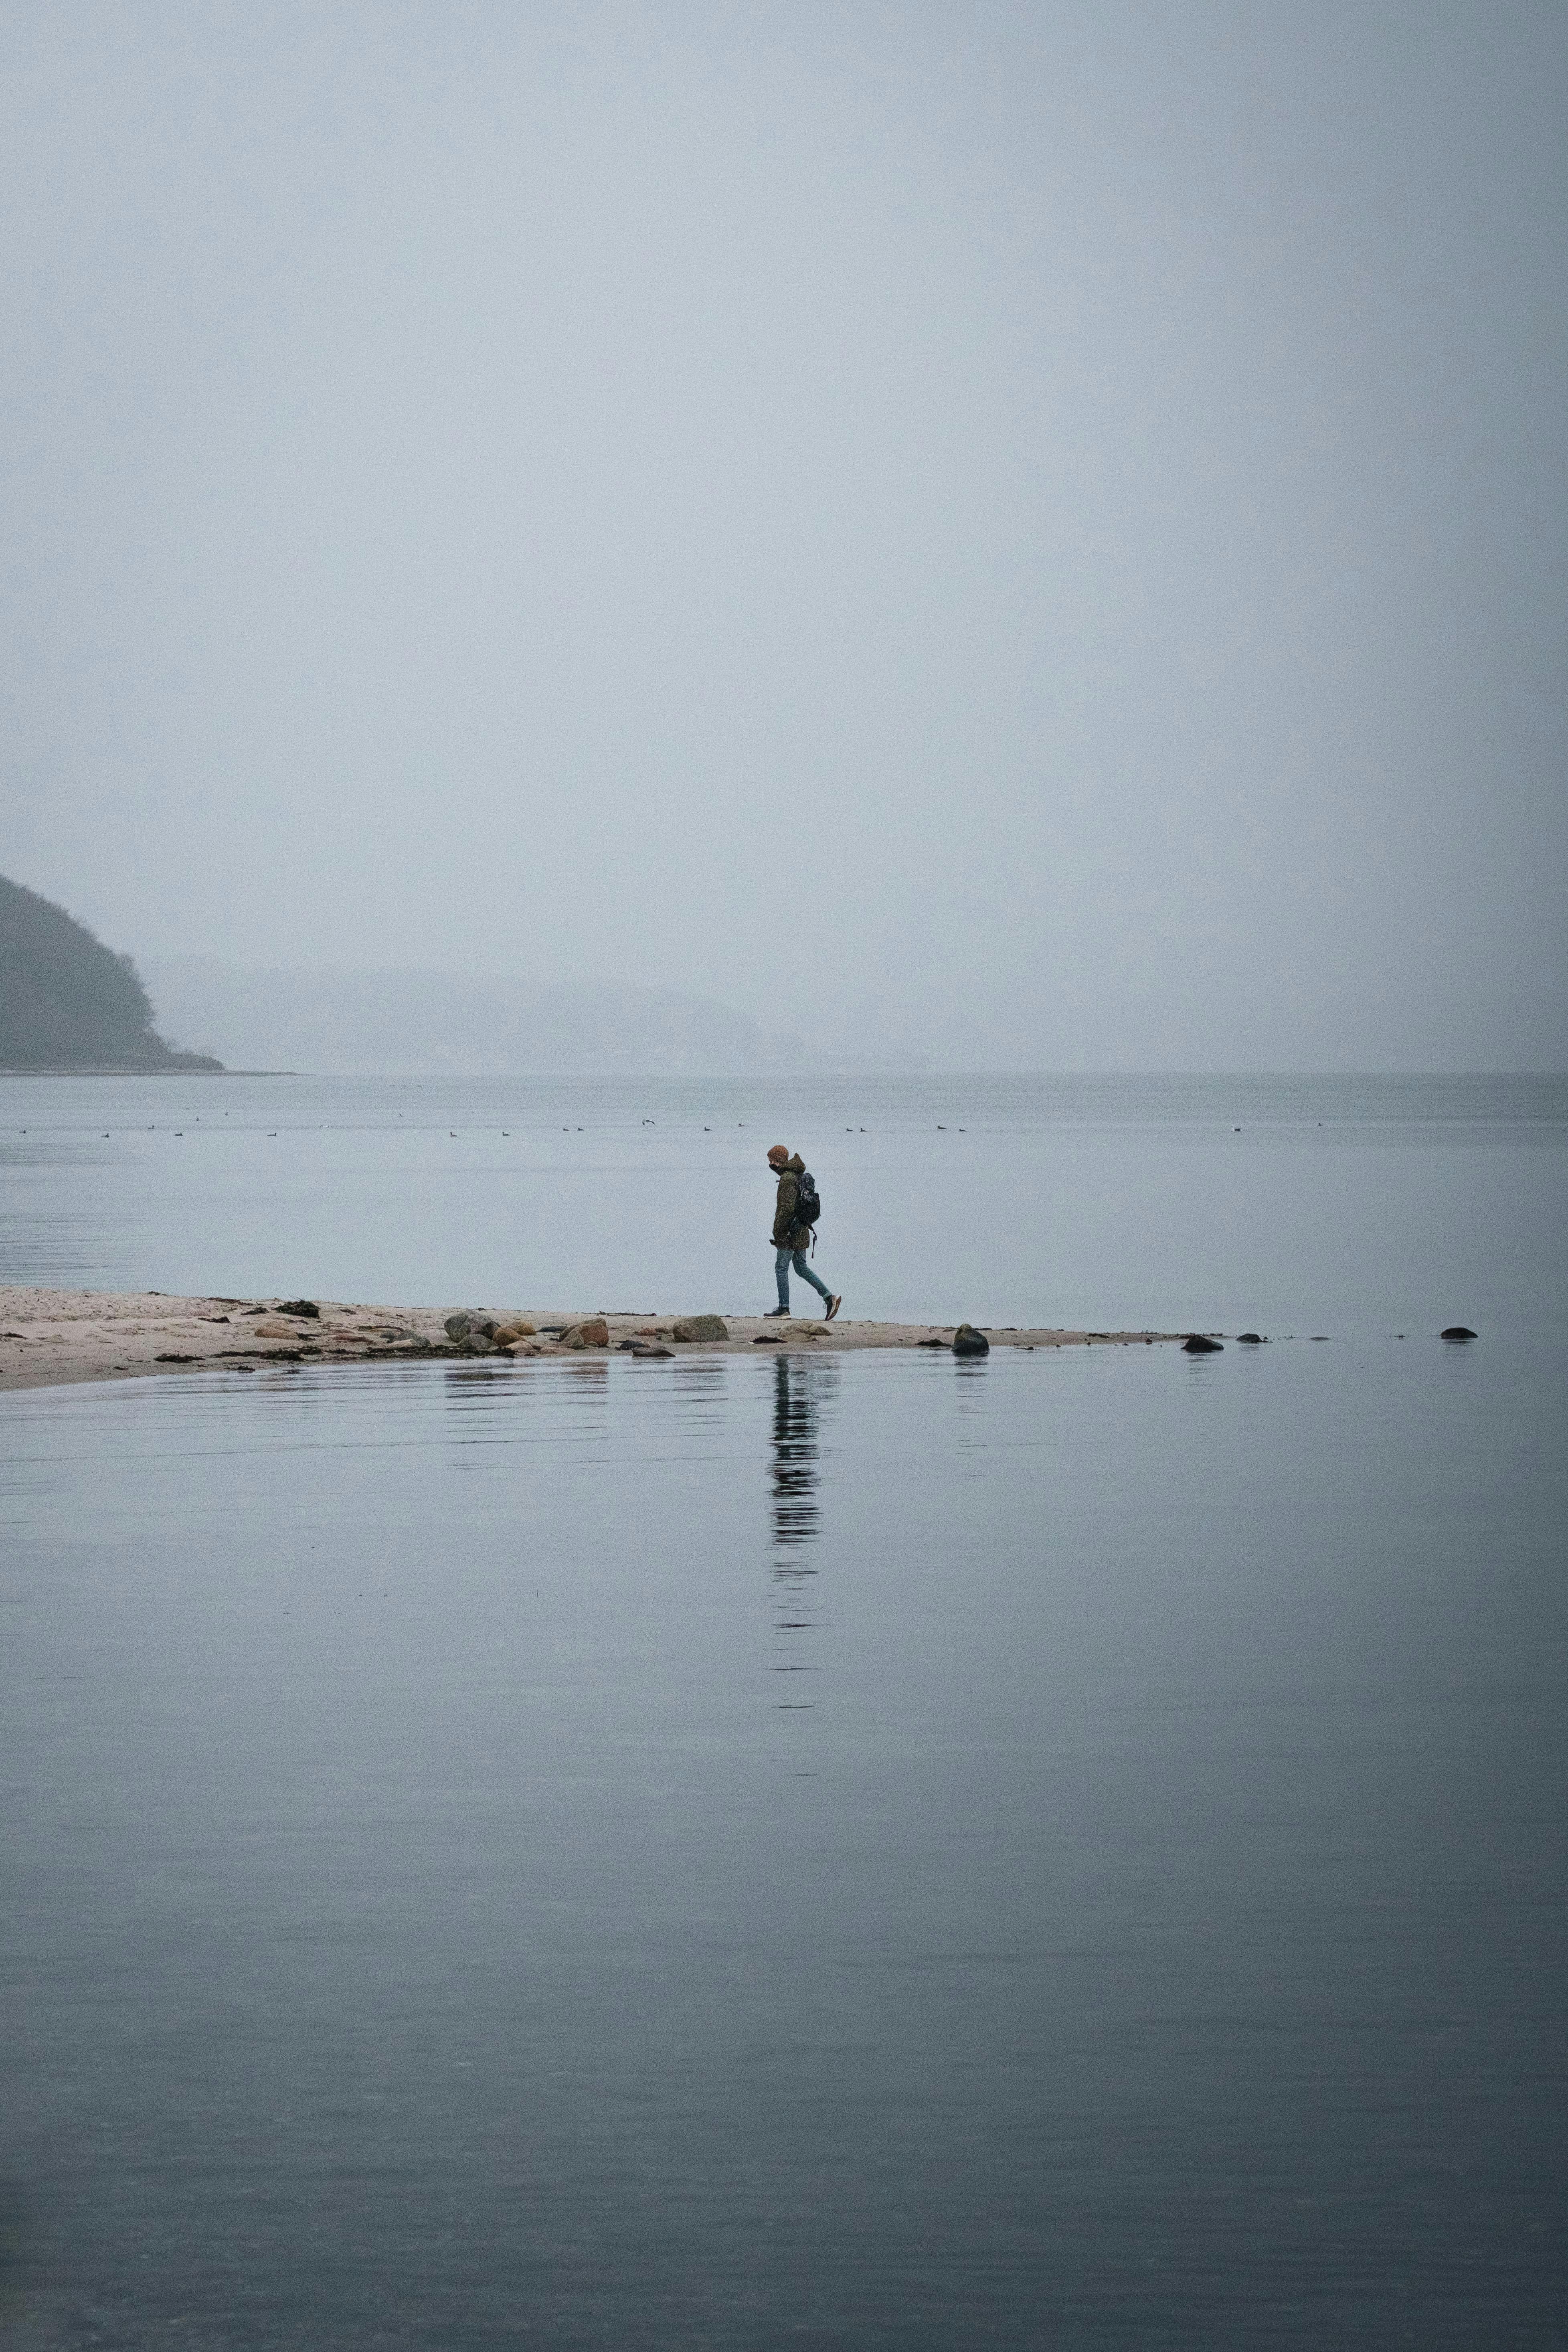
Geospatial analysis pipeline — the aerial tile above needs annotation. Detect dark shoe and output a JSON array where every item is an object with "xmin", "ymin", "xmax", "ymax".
[
  {"xmin": 764, "ymin": 1306, "xmax": 791, "ymax": 1318},
  {"xmin": 824, "ymin": 1295, "xmax": 842, "ymax": 1321}
]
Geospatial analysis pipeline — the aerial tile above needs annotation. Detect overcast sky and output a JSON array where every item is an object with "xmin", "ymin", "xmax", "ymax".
[{"xmin": 1, "ymin": 2, "xmax": 1563, "ymax": 1068}]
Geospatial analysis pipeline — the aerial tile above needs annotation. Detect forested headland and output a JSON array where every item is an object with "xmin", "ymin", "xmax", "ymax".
[{"xmin": 0, "ymin": 875, "xmax": 223, "ymax": 1071}]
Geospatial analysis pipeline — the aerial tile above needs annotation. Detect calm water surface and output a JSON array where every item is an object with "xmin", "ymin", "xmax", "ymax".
[
  {"xmin": 3, "ymin": 1075, "xmax": 1566, "ymax": 2343},
  {"xmin": 3, "ymin": 1336, "xmax": 1565, "ymax": 2346},
  {"xmin": 2, "ymin": 1070, "xmax": 1565, "ymax": 1333}
]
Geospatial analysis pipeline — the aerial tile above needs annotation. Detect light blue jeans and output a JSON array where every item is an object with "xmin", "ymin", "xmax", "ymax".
[{"xmin": 775, "ymin": 1245, "xmax": 831, "ymax": 1310}]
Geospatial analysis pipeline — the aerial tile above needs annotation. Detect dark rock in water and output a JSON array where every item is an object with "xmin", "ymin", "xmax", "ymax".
[
  {"xmin": 1441, "ymin": 1325, "xmax": 1478, "ymax": 1341},
  {"xmin": 628, "ymin": 1342, "xmax": 674, "ymax": 1358},
  {"xmin": 672, "ymin": 1314, "xmax": 728, "ymax": 1343},
  {"xmin": 952, "ymin": 1324, "xmax": 990, "ymax": 1356},
  {"xmin": 1182, "ymin": 1334, "xmax": 1224, "ymax": 1353},
  {"xmin": 1236, "ymin": 1332, "xmax": 1263, "ymax": 1344},
  {"xmin": 277, "ymin": 1299, "xmax": 320, "ymax": 1319}
]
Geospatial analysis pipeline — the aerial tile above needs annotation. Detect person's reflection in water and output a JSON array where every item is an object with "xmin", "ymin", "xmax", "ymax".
[
  {"xmin": 771, "ymin": 1352, "xmax": 823, "ymax": 1548},
  {"xmin": 769, "ymin": 1352, "xmax": 837, "ymax": 1733}
]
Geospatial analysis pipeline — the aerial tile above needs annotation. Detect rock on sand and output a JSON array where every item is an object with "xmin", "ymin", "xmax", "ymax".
[{"xmin": 560, "ymin": 1318, "xmax": 611, "ymax": 1349}]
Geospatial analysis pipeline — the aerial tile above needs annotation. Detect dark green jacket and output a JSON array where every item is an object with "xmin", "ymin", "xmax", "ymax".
[{"xmin": 772, "ymin": 1154, "xmax": 811, "ymax": 1250}]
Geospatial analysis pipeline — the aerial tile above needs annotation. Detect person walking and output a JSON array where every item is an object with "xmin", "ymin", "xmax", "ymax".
[{"xmin": 765, "ymin": 1144, "xmax": 841, "ymax": 1320}]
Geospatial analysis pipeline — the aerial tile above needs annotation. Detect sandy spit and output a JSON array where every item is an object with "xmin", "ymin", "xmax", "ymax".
[{"xmin": 0, "ymin": 1287, "xmax": 1183, "ymax": 1393}]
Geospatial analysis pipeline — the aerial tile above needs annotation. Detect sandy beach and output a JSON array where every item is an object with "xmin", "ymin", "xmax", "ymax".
[{"xmin": 0, "ymin": 1287, "xmax": 1183, "ymax": 1391}]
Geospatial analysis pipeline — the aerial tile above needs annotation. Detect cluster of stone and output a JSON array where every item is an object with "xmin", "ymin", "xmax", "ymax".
[
  {"xmin": 443, "ymin": 1310, "xmax": 541, "ymax": 1354},
  {"xmin": 441, "ymin": 1311, "xmax": 731, "ymax": 1358}
]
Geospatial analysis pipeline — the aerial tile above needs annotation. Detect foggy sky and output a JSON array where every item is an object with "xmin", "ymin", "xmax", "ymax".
[{"xmin": 2, "ymin": 2, "xmax": 1564, "ymax": 1069}]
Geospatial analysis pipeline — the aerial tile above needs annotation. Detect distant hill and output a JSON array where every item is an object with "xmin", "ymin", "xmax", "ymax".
[
  {"xmin": 0, "ymin": 876, "xmax": 223, "ymax": 1071},
  {"xmin": 144, "ymin": 958, "xmax": 804, "ymax": 1076}
]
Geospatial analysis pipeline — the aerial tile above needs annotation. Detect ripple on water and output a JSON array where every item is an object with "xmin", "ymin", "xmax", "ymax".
[{"xmin": 1, "ymin": 1339, "xmax": 1564, "ymax": 2344}]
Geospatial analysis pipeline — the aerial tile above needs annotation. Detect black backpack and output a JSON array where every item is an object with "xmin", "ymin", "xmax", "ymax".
[{"xmin": 794, "ymin": 1168, "xmax": 821, "ymax": 1227}]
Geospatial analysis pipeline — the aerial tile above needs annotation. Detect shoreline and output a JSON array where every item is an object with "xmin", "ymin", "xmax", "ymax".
[{"xmin": 0, "ymin": 1287, "xmax": 1184, "ymax": 1393}]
